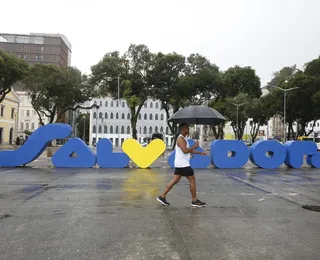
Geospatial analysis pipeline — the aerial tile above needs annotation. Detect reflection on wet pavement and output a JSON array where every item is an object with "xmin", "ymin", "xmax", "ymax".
[{"xmin": 121, "ymin": 169, "xmax": 164, "ymax": 204}]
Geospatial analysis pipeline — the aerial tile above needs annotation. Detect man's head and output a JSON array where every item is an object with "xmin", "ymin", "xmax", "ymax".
[{"xmin": 179, "ymin": 122, "xmax": 189, "ymax": 136}]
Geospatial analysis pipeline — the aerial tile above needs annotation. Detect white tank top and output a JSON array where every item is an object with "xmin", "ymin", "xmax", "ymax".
[{"xmin": 174, "ymin": 134, "xmax": 191, "ymax": 168}]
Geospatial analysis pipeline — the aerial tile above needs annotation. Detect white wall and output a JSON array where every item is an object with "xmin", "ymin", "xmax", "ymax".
[{"xmin": 89, "ymin": 97, "xmax": 174, "ymax": 147}]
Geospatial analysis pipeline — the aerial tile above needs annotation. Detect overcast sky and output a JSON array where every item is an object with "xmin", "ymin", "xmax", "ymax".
[{"xmin": 3, "ymin": 0, "xmax": 320, "ymax": 85}]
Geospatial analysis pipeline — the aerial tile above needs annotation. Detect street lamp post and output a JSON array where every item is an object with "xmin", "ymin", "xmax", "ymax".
[
  {"xmin": 227, "ymin": 102, "xmax": 247, "ymax": 140},
  {"xmin": 274, "ymin": 86, "xmax": 298, "ymax": 142},
  {"xmin": 117, "ymin": 76, "xmax": 121, "ymax": 151}
]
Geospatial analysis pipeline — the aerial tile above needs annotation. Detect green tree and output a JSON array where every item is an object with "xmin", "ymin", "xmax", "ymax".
[
  {"xmin": 222, "ymin": 65, "xmax": 261, "ymax": 98},
  {"xmin": 0, "ymin": 50, "xmax": 29, "ymax": 102},
  {"xmin": 268, "ymin": 72, "xmax": 320, "ymax": 139},
  {"xmin": 245, "ymin": 96, "xmax": 274, "ymax": 142},
  {"xmin": 76, "ymin": 113, "xmax": 89, "ymax": 142},
  {"xmin": 24, "ymin": 64, "xmax": 96, "ymax": 125},
  {"xmin": 223, "ymin": 93, "xmax": 250, "ymax": 140},
  {"xmin": 304, "ymin": 56, "xmax": 320, "ymax": 78},
  {"xmin": 266, "ymin": 65, "xmax": 297, "ymax": 90},
  {"xmin": 149, "ymin": 52, "xmax": 186, "ymax": 135},
  {"xmin": 209, "ymin": 99, "xmax": 227, "ymax": 139},
  {"xmin": 90, "ymin": 44, "xmax": 153, "ymax": 139},
  {"xmin": 179, "ymin": 54, "xmax": 223, "ymax": 105}
]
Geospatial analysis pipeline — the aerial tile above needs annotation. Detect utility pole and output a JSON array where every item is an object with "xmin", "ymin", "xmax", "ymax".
[{"xmin": 274, "ymin": 87, "xmax": 298, "ymax": 142}]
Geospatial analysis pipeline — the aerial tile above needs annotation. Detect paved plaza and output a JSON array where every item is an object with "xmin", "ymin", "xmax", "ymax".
[{"xmin": 0, "ymin": 162, "xmax": 320, "ymax": 260}]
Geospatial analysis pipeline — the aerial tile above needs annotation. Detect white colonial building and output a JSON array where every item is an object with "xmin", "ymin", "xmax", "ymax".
[
  {"xmin": 16, "ymin": 91, "xmax": 52, "ymax": 138},
  {"xmin": 89, "ymin": 97, "xmax": 174, "ymax": 147}
]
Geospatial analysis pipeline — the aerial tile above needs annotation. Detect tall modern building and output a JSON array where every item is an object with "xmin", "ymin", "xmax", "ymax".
[
  {"xmin": 89, "ymin": 97, "xmax": 174, "ymax": 147},
  {"xmin": 0, "ymin": 33, "xmax": 71, "ymax": 67},
  {"xmin": 0, "ymin": 33, "xmax": 72, "ymax": 140}
]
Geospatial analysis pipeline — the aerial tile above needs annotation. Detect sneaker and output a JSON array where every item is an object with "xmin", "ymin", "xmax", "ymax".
[
  {"xmin": 191, "ymin": 199, "xmax": 206, "ymax": 207},
  {"xmin": 157, "ymin": 196, "xmax": 170, "ymax": 206}
]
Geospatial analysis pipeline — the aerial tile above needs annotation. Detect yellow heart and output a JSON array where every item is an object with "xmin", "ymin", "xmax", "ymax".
[{"xmin": 122, "ymin": 139, "xmax": 166, "ymax": 168}]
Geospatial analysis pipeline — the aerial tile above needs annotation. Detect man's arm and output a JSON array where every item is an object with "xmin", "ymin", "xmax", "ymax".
[
  {"xmin": 177, "ymin": 137, "xmax": 199, "ymax": 154},
  {"xmin": 191, "ymin": 149, "xmax": 207, "ymax": 155}
]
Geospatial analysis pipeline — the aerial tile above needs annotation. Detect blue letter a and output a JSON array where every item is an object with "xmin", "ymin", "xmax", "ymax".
[{"xmin": 52, "ymin": 138, "xmax": 96, "ymax": 168}]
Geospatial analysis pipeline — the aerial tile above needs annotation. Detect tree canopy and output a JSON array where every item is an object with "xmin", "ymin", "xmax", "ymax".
[
  {"xmin": 0, "ymin": 50, "xmax": 29, "ymax": 102},
  {"xmin": 24, "ymin": 64, "xmax": 96, "ymax": 125},
  {"xmin": 90, "ymin": 44, "xmax": 153, "ymax": 139}
]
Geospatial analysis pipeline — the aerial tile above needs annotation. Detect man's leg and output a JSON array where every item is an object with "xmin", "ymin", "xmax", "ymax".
[
  {"xmin": 186, "ymin": 169, "xmax": 206, "ymax": 207},
  {"xmin": 186, "ymin": 175, "xmax": 197, "ymax": 201},
  {"xmin": 160, "ymin": 175, "xmax": 182, "ymax": 198}
]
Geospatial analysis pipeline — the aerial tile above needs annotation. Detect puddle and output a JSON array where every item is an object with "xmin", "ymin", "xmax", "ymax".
[{"xmin": 302, "ymin": 205, "xmax": 320, "ymax": 212}]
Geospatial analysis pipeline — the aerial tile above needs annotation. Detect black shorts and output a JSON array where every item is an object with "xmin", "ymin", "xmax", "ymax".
[{"xmin": 174, "ymin": 166, "xmax": 194, "ymax": 177}]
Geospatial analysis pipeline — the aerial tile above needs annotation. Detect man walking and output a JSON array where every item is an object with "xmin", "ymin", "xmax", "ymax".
[{"xmin": 157, "ymin": 123, "xmax": 207, "ymax": 207}]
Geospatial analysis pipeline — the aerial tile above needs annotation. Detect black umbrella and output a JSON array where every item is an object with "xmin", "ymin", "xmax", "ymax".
[{"xmin": 167, "ymin": 105, "xmax": 226, "ymax": 125}]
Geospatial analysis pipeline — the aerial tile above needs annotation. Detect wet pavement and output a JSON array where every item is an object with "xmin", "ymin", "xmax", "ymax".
[{"xmin": 0, "ymin": 166, "xmax": 320, "ymax": 260}]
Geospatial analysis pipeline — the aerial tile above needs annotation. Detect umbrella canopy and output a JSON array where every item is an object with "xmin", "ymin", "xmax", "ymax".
[{"xmin": 167, "ymin": 105, "xmax": 226, "ymax": 125}]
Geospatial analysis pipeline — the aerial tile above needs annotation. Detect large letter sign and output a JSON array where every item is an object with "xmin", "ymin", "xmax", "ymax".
[
  {"xmin": 0, "ymin": 123, "xmax": 320, "ymax": 169},
  {"xmin": 122, "ymin": 138, "xmax": 166, "ymax": 168},
  {"xmin": 249, "ymin": 140, "xmax": 286, "ymax": 169},
  {"xmin": 97, "ymin": 139, "xmax": 129, "ymax": 168},
  {"xmin": 168, "ymin": 139, "xmax": 210, "ymax": 169},
  {"xmin": 52, "ymin": 138, "xmax": 96, "ymax": 168},
  {"xmin": 211, "ymin": 140, "xmax": 249, "ymax": 168},
  {"xmin": 0, "ymin": 123, "xmax": 71, "ymax": 167}
]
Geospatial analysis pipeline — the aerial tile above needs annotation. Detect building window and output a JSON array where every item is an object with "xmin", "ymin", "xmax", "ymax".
[
  {"xmin": 127, "ymin": 126, "xmax": 130, "ymax": 134},
  {"xmin": 35, "ymin": 55, "xmax": 43, "ymax": 61},
  {"xmin": 155, "ymin": 114, "xmax": 158, "ymax": 120},
  {"xmin": 122, "ymin": 101, "xmax": 125, "ymax": 107},
  {"xmin": 98, "ymin": 125, "xmax": 102, "ymax": 133},
  {"xmin": 149, "ymin": 114, "xmax": 153, "ymax": 120},
  {"xmin": 139, "ymin": 113, "xmax": 141, "ymax": 120},
  {"xmin": 99, "ymin": 101, "xmax": 103, "ymax": 107},
  {"xmin": 121, "ymin": 126, "xmax": 124, "ymax": 134},
  {"xmin": 144, "ymin": 113, "xmax": 147, "ymax": 120},
  {"xmin": 99, "ymin": 112, "xmax": 102, "ymax": 119},
  {"xmin": 166, "ymin": 127, "xmax": 169, "ymax": 134},
  {"xmin": 156, "ymin": 102, "xmax": 159, "ymax": 109},
  {"xmin": 110, "ymin": 113, "xmax": 113, "ymax": 119},
  {"xmin": 31, "ymin": 123, "xmax": 35, "ymax": 130},
  {"xmin": 26, "ymin": 110, "xmax": 30, "ymax": 117},
  {"xmin": 105, "ymin": 112, "xmax": 108, "ymax": 119},
  {"xmin": 20, "ymin": 122, "xmax": 23, "ymax": 130},
  {"xmin": 115, "ymin": 126, "xmax": 119, "ymax": 134},
  {"xmin": 116, "ymin": 101, "xmax": 119, "ymax": 107},
  {"xmin": 116, "ymin": 113, "xmax": 119, "ymax": 119},
  {"xmin": 127, "ymin": 113, "xmax": 130, "ymax": 120},
  {"xmin": 139, "ymin": 126, "xmax": 142, "ymax": 134},
  {"xmin": 94, "ymin": 100, "xmax": 97, "ymax": 105},
  {"xmin": 160, "ymin": 126, "xmax": 164, "ymax": 133},
  {"xmin": 93, "ymin": 112, "xmax": 97, "ymax": 119},
  {"xmin": 160, "ymin": 114, "xmax": 164, "ymax": 121},
  {"xmin": 104, "ymin": 125, "xmax": 108, "ymax": 133},
  {"xmin": 11, "ymin": 108, "xmax": 15, "ymax": 119},
  {"xmin": 310, "ymin": 123, "xmax": 312, "ymax": 127},
  {"xmin": 149, "ymin": 126, "xmax": 152, "ymax": 134},
  {"xmin": 318, "ymin": 123, "xmax": 319, "ymax": 127},
  {"xmin": 110, "ymin": 126, "xmax": 113, "ymax": 133},
  {"xmin": 26, "ymin": 123, "xmax": 29, "ymax": 130},
  {"xmin": 93, "ymin": 125, "xmax": 96, "ymax": 133},
  {"xmin": 144, "ymin": 102, "xmax": 147, "ymax": 108},
  {"xmin": 111, "ymin": 101, "xmax": 114, "ymax": 107},
  {"xmin": 150, "ymin": 102, "xmax": 153, "ymax": 108},
  {"xmin": 33, "ymin": 110, "xmax": 36, "ymax": 116},
  {"xmin": 122, "ymin": 113, "xmax": 125, "ymax": 120},
  {"xmin": 105, "ymin": 101, "xmax": 108, "ymax": 107},
  {"xmin": 155, "ymin": 126, "xmax": 158, "ymax": 133},
  {"xmin": 143, "ymin": 126, "xmax": 147, "ymax": 134}
]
